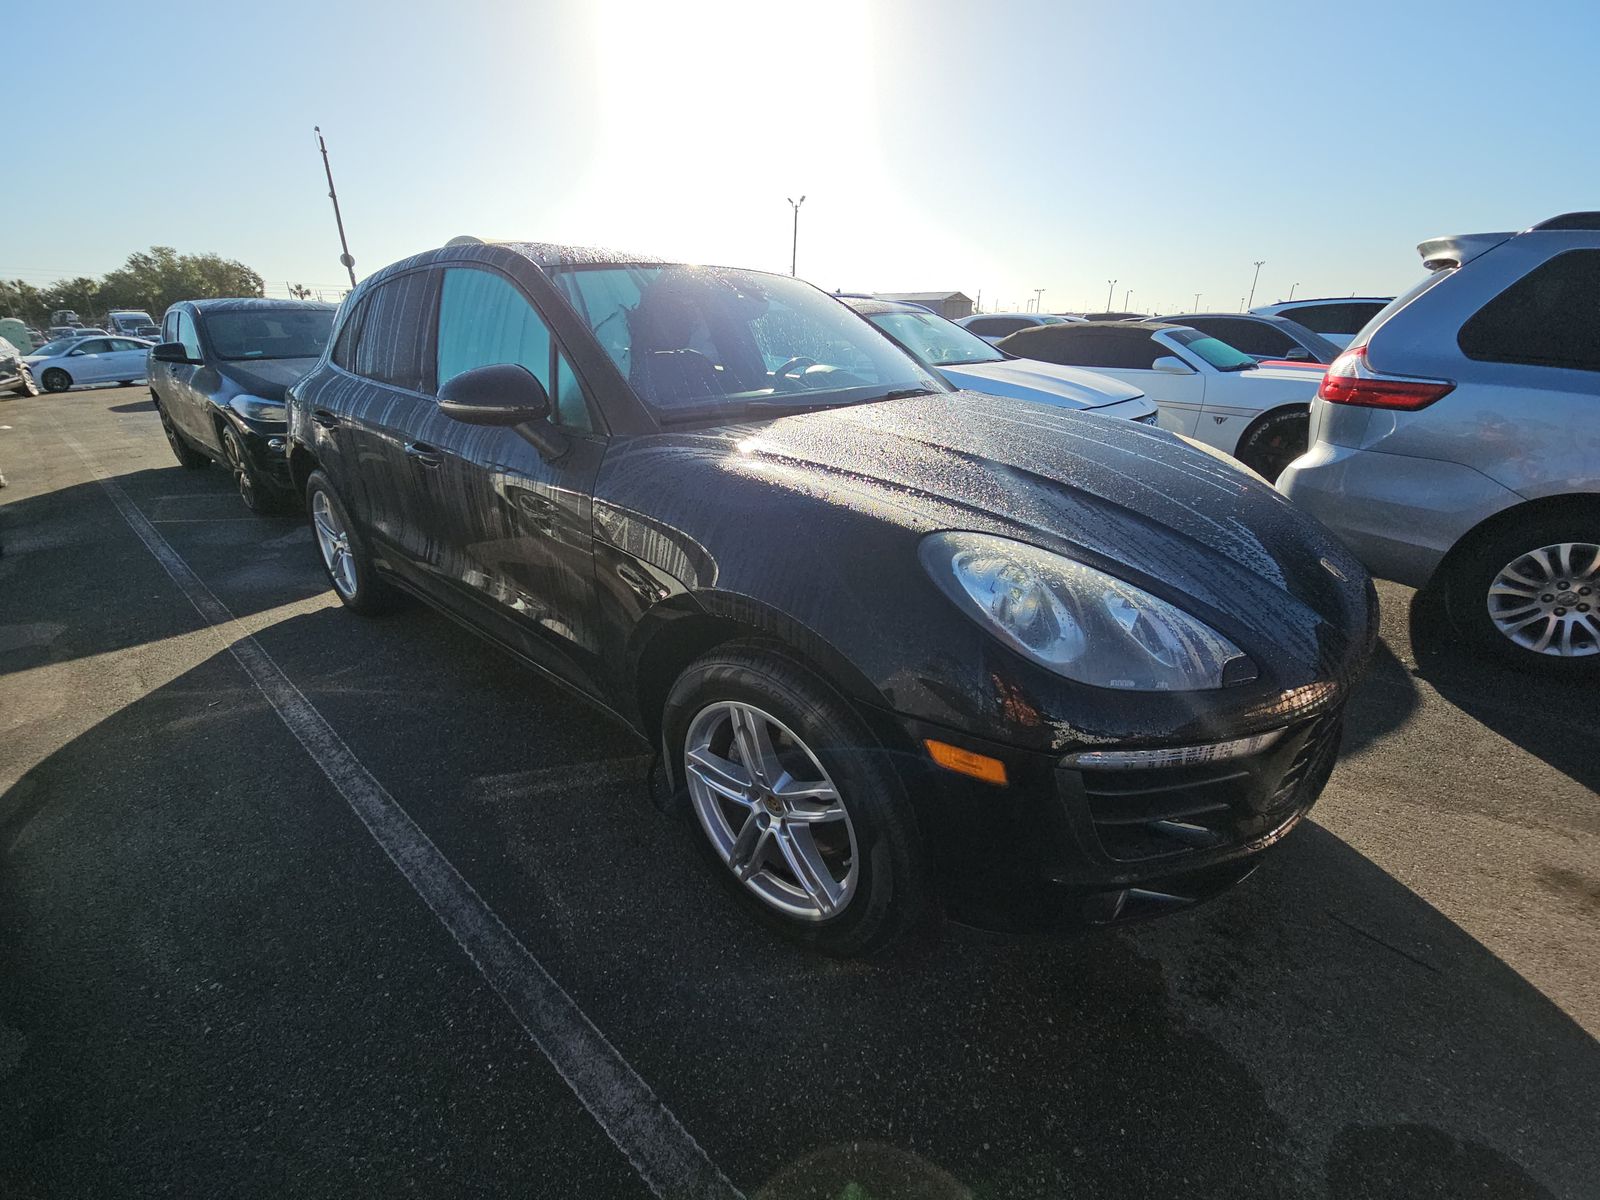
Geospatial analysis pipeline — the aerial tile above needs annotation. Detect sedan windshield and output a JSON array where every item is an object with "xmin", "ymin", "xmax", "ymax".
[
  {"xmin": 206, "ymin": 309, "xmax": 335, "ymax": 360},
  {"xmin": 546, "ymin": 265, "xmax": 944, "ymax": 421},
  {"xmin": 867, "ymin": 311, "xmax": 1005, "ymax": 367},
  {"xmin": 31, "ymin": 337, "xmax": 82, "ymax": 357},
  {"xmin": 1168, "ymin": 327, "xmax": 1257, "ymax": 371}
]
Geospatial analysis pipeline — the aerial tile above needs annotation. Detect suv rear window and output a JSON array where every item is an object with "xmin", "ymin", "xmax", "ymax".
[
  {"xmin": 1287, "ymin": 302, "xmax": 1386, "ymax": 334},
  {"xmin": 1457, "ymin": 249, "xmax": 1600, "ymax": 373}
]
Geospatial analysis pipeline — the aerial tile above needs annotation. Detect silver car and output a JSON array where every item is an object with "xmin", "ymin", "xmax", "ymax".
[{"xmin": 1279, "ymin": 211, "xmax": 1600, "ymax": 675}]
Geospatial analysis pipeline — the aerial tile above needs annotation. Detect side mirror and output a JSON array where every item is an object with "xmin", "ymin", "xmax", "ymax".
[
  {"xmin": 438, "ymin": 363, "xmax": 552, "ymax": 426},
  {"xmin": 1150, "ymin": 356, "xmax": 1194, "ymax": 375},
  {"xmin": 152, "ymin": 342, "xmax": 197, "ymax": 364}
]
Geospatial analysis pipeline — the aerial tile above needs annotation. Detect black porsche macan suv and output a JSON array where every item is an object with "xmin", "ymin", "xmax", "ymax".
[{"xmin": 285, "ymin": 239, "xmax": 1377, "ymax": 955}]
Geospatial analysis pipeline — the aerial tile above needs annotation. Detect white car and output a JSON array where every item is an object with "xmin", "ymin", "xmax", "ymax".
[
  {"xmin": 956, "ymin": 312, "xmax": 1087, "ymax": 344},
  {"xmin": 847, "ymin": 299, "xmax": 1158, "ymax": 421},
  {"xmin": 997, "ymin": 320, "xmax": 1321, "ymax": 480},
  {"xmin": 1249, "ymin": 297, "xmax": 1392, "ymax": 349},
  {"xmin": 23, "ymin": 334, "xmax": 154, "ymax": 393}
]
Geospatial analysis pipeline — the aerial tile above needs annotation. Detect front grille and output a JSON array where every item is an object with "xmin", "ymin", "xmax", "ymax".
[{"xmin": 1066, "ymin": 715, "xmax": 1341, "ymax": 863}]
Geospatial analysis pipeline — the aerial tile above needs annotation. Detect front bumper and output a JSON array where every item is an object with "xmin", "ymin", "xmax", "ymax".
[
  {"xmin": 892, "ymin": 707, "xmax": 1342, "ymax": 932},
  {"xmin": 1278, "ymin": 438, "xmax": 1522, "ymax": 590}
]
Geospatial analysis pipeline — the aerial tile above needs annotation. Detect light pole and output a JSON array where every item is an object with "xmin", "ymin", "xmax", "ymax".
[
  {"xmin": 1247, "ymin": 260, "xmax": 1265, "ymax": 310},
  {"xmin": 787, "ymin": 195, "xmax": 806, "ymax": 277},
  {"xmin": 1288, "ymin": 281, "xmax": 1299, "ymax": 300},
  {"xmin": 1123, "ymin": 288, "xmax": 1132, "ymax": 311},
  {"xmin": 1032, "ymin": 287, "xmax": 1045, "ymax": 313},
  {"xmin": 1105, "ymin": 279, "xmax": 1117, "ymax": 312},
  {"xmin": 315, "ymin": 126, "xmax": 357, "ymax": 288},
  {"xmin": 1193, "ymin": 292, "xmax": 1201, "ymax": 310}
]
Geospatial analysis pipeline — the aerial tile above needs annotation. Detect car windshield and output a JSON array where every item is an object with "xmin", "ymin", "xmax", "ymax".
[
  {"xmin": 867, "ymin": 310, "xmax": 1006, "ymax": 367},
  {"xmin": 205, "ymin": 308, "xmax": 335, "ymax": 360},
  {"xmin": 1167, "ymin": 327, "xmax": 1257, "ymax": 371},
  {"xmin": 32, "ymin": 337, "xmax": 82, "ymax": 356},
  {"xmin": 1037, "ymin": 315, "xmax": 1071, "ymax": 324},
  {"xmin": 546, "ymin": 264, "xmax": 944, "ymax": 421}
]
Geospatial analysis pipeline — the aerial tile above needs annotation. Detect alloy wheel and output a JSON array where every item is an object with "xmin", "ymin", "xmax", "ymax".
[
  {"xmin": 222, "ymin": 429, "xmax": 255, "ymax": 508},
  {"xmin": 312, "ymin": 489, "xmax": 358, "ymax": 600},
  {"xmin": 41, "ymin": 369, "xmax": 70, "ymax": 393},
  {"xmin": 1486, "ymin": 541, "xmax": 1600, "ymax": 657},
  {"xmin": 684, "ymin": 701, "xmax": 859, "ymax": 921}
]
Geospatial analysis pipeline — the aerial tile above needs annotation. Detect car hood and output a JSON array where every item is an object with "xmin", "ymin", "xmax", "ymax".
[
  {"xmin": 216, "ymin": 357, "xmax": 319, "ymax": 399},
  {"xmin": 693, "ymin": 392, "xmax": 1371, "ymax": 666},
  {"xmin": 936, "ymin": 358, "xmax": 1146, "ymax": 409}
]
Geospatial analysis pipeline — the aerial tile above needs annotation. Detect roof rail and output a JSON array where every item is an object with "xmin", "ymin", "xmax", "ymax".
[
  {"xmin": 444, "ymin": 235, "xmax": 485, "ymax": 247},
  {"xmin": 1528, "ymin": 212, "xmax": 1600, "ymax": 232}
]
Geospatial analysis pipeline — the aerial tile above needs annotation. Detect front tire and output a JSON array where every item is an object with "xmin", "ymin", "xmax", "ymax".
[
  {"xmin": 662, "ymin": 642, "xmax": 933, "ymax": 956},
  {"xmin": 1234, "ymin": 406, "xmax": 1309, "ymax": 483},
  {"xmin": 1441, "ymin": 509, "xmax": 1600, "ymax": 676},
  {"xmin": 220, "ymin": 423, "xmax": 283, "ymax": 515},
  {"xmin": 40, "ymin": 368, "xmax": 71, "ymax": 394},
  {"xmin": 155, "ymin": 398, "xmax": 210, "ymax": 469},
  {"xmin": 305, "ymin": 470, "xmax": 395, "ymax": 615}
]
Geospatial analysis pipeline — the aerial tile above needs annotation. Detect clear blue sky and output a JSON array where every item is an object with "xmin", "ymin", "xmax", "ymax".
[{"xmin": 6, "ymin": 0, "xmax": 1598, "ymax": 313}]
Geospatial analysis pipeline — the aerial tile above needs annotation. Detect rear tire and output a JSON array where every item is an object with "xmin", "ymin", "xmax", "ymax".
[
  {"xmin": 156, "ymin": 398, "xmax": 210, "ymax": 469},
  {"xmin": 1441, "ymin": 508, "xmax": 1600, "ymax": 677},
  {"xmin": 305, "ymin": 470, "xmax": 396, "ymax": 615},
  {"xmin": 41, "ymin": 368, "xmax": 71, "ymax": 393},
  {"xmin": 661, "ymin": 642, "xmax": 934, "ymax": 956},
  {"xmin": 1234, "ymin": 406, "xmax": 1309, "ymax": 483}
]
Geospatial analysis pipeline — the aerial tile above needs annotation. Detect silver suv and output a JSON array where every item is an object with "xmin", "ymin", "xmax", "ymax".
[{"xmin": 1279, "ymin": 212, "xmax": 1600, "ymax": 675}]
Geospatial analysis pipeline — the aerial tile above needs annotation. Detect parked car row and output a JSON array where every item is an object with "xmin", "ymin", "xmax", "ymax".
[{"xmin": 90, "ymin": 215, "xmax": 1587, "ymax": 953}]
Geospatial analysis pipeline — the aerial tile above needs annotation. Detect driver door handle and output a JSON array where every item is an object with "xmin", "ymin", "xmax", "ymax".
[
  {"xmin": 405, "ymin": 441, "xmax": 443, "ymax": 468},
  {"xmin": 312, "ymin": 408, "xmax": 341, "ymax": 429}
]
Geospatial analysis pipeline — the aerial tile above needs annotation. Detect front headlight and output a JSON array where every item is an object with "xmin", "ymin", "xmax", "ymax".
[
  {"xmin": 228, "ymin": 394, "xmax": 287, "ymax": 422},
  {"xmin": 920, "ymin": 531, "xmax": 1254, "ymax": 691}
]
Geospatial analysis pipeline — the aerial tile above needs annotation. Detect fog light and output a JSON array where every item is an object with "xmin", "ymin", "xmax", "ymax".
[
  {"xmin": 924, "ymin": 739, "xmax": 1008, "ymax": 786},
  {"xmin": 1066, "ymin": 729, "xmax": 1284, "ymax": 772}
]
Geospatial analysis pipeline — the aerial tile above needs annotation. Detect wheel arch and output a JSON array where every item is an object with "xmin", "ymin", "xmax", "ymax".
[
  {"xmin": 1236, "ymin": 400, "xmax": 1310, "ymax": 447},
  {"xmin": 288, "ymin": 443, "xmax": 321, "ymax": 498},
  {"xmin": 1432, "ymin": 491, "xmax": 1600, "ymax": 586}
]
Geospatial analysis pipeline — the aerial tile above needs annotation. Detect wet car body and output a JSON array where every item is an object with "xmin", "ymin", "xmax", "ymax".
[
  {"xmin": 150, "ymin": 298, "xmax": 336, "ymax": 507},
  {"xmin": 287, "ymin": 241, "xmax": 1377, "ymax": 932}
]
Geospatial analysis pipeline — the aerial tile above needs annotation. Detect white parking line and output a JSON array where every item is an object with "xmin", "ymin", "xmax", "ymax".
[{"xmin": 54, "ymin": 424, "xmax": 744, "ymax": 1200}]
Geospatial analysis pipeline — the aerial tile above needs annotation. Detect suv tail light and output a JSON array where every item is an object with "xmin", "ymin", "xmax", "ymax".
[{"xmin": 1318, "ymin": 347, "xmax": 1455, "ymax": 410}]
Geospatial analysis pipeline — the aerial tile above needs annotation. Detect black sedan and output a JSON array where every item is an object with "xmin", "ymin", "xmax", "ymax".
[
  {"xmin": 149, "ymin": 298, "xmax": 336, "ymax": 512},
  {"xmin": 284, "ymin": 240, "xmax": 1377, "ymax": 955}
]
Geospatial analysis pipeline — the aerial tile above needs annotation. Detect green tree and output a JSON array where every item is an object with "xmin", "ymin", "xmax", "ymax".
[
  {"xmin": 41, "ymin": 277, "xmax": 102, "ymax": 322},
  {"xmin": 1, "ymin": 279, "xmax": 51, "ymax": 325},
  {"xmin": 97, "ymin": 246, "xmax": 264, "ymax": 318}
]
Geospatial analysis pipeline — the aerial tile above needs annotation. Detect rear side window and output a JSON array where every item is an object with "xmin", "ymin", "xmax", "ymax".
[
  {"xmin": 1458, "ymin": 249, "xmax": 1600, "ymax": 373},
  {"xmin": 437, "ymin": 267, "xmax": 592, "ymax": 431},
  {"xmin": 162, "ymin": 310, "xmax": 178, "ymax": 342},
  {"xmin": 175, "ymin": 312, "xmax": 201, "ymax": 359},
  {"xmin": 330, "ymin": 297, "xmax": 366, "ymax": 370},
  {"xmin": 1288, "ymin": 302, "xmax": 1386, "ymax": 334},
  {"xmin": 352, "ymin": 273, "xmax": 439, "ymax": 392}
]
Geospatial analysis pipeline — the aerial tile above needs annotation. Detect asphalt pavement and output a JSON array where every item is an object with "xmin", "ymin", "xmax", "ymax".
[{"xmin": 2, "ymin": 386, "xmax": 1596, "ymax": 1199}]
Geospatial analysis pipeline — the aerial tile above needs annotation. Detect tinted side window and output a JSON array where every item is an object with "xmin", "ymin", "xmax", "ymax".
[
  {"xmin": 353, "ymin": 273, "xmax": 438, "ymax": 392},
  {"xmin": 1095, "ymin": 331, "xmax": 1164, "ymax": 369},
  {"xmin": 162, "ymin": 310, "xmax": 178, "ymax": 342},
  {"xmin": 175, "ymin": 312, "xmax": 201, "ymax": 359},
  {"xmin": 76, "ymin": 339, "xmax": 112, "ymax": 355},
  {"xmin": 1458, "ymin": 249, "xmax": 1600, "ymax": 373},
  {"xmin": 1192, "ymin": 318, "xmax": 1295, "ymax": 357},
  {"xmin": 1290, "ymin": 302, "xmax": 1386, "ymax": 334},
  {"xmin": 1006, "ymin": 330, "xmax": 1105, "ymax": 367},
  {"xmin": 437, "ymin": 267, "xmax": 592, "ymax": 431},
  {"xmin": 330, "ymin": 296, "xmax": 367, "ymax": 371}
]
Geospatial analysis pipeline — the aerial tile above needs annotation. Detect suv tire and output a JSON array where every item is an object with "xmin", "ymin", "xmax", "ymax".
[
  {"xmin": 305, "ymin": 470, "xmax": 396, "ymax": 615},
  {"xmin": 662, "ymin": 642, "xmax": 933, "ymax": 956},
  {"xmin": 1442, "ymin": 508, "xmax": 1600, "ymax": 676},
  {"xmin": 157, "ymin": 399, "xmax": 210, "ymax": 469}
]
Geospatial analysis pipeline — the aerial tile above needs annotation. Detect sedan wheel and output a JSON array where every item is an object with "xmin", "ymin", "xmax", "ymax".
[
  {"xmin": 1485, "ymin": 542, "xmax": 1600, "ymax": 659},
  {"xmin": 684, "ymin": 701, "xmax": 859, "ymax": 921},
  {"xmin": 1235, "ymin": 407, "xmax": 1309, "ymax": 483},
  {"xmin": 41, "ymin": 368, "xmax": 71, "ymax": 393}
]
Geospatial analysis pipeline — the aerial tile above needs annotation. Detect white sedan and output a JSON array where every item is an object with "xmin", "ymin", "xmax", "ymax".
[
  {"xmin": 997, "ymin": 320, "xmax": 1322, "ymax": 481},
  {"xmin": 22, "ymin": 334, "xmax": 154, "ymax": 393},
  {"xmin": 846, "ymin": 299, "xmax": 1158, "ymax": 422}
]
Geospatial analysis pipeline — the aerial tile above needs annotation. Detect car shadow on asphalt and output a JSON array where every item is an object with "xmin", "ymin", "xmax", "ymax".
[
  {"xmin": 2, "ymin": 604, "xmax": 1596, "ymax": 1198},
  {"xmin": 107, "ymin": 400, "xmax": 155, "ymax": 413},
  {"xmin": 0, "ymin": 471, "xmax": 317, "ymax": 674},
  {"xmin": 1405, "ymin": 586, "xmax": 1598, "ymax": 794}
]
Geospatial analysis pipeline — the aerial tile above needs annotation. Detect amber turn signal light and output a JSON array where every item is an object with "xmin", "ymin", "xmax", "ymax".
[{"xmin": 924, "ymin": 739, "xmax": 1008, "ymax": 786}]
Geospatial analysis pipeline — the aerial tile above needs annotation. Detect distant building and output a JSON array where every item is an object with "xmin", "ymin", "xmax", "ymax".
[{"xmin": 872, "ymin": 291, "xmax": 974, "ymax": 320}]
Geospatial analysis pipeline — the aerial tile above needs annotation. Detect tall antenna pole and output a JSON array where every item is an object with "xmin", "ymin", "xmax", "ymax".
[
  {"xmin": 1247, "ymin": 260, "xmax": 1265, "ymax": 310},
  {"xmin": 316, "ymin": 126, "xmax": 357, "ymax": 289},
  {"xmin": 1105, "ymin": 279, "xmax": 1117, "ymax": 312},
  {"xmin": 787, "ymin": 195, "xmax": 806, "ymax": 277}
]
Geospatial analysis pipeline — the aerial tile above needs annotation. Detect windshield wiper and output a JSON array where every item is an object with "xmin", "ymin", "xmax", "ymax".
[{"xmin": 876, "ymin": 387, "xmax": 938, "ymax": 400}]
